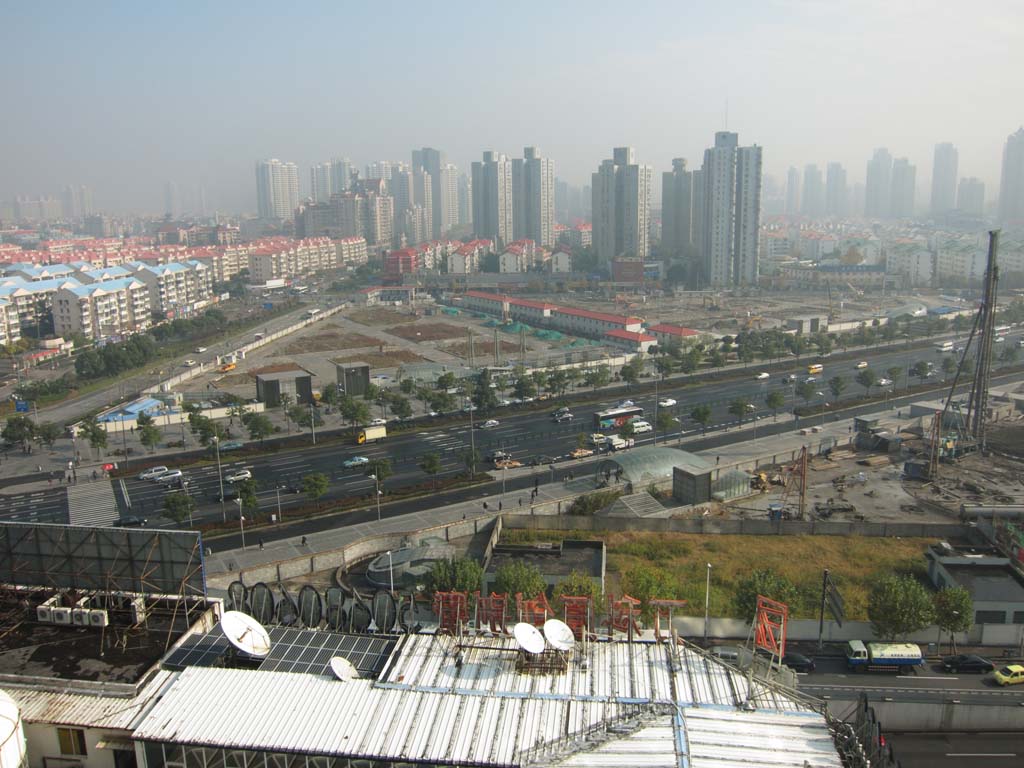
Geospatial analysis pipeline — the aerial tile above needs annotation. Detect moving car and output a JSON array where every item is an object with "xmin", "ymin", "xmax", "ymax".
[
  {"xmin": 115, "ymin": 516, "xmax": 147, "ymax": 527},
  {"xmin": 342, "ymin": 456, "xmax": 370, "ymax": 469},
  {"xmin": 941, "ymin": 654, "xmax": 994, "ymax": 673},
  {"xmin": 618, "ymin": 399, "xmax": 635, "ymax": 408},
  {"xmin": 995, "ymin": 336, "xmax": 1006, "ymax": 343},
  {"xmin": 993, "ymin": 664, "xmax": 1024, "ymax": 686},
  {"xmin": 224, "ymin": 469, "xmax": 252, "ymax": 483},
  {"xmin": 658, "ymin": 397, "xmax": 677, "ymax": 407},
  {"xmin": 781, "ymin": 652, "xmax": 816, "ymax": 673},
  {"xmin": 480, "ymin": 419, "xmax": 500, "ymax": 429},
  {"xmin": 877, "ymin": 378, "xmax": 893, "ymax": 387},
  {"xmin": 194, "ymin": 346, "xmax": 208, "ymax": 353},
  {"xmin": 369, "ymin": 418, "xmax": 387, "ymax": 426},
  {"xmin": 155, "ymin": 469, "xmax": 184, "ymax": 484},
  {"xmin": 219, "ymin": 363, "xmax": 236, "ymax": 373},
  {"xmin": 219, "ymin": 440, "xmax": 244, "ymax": 451},
  {"xmin": 805, "ymin": 376, "xmax": 818, "ymax": 384},
  {"xmin": 211, "ymin": 488, "xmax": 240, "ymax": 502},
  {"xmin": 855, "ymin": 361, "xmax": 869, "ymax": 369},
  {"xmin": 551, "ymin": 406, "xmax": 571, "ymax": 417},
  {"xmin": 138, "ymin": 466, "xmax": 169, "ymax": 481},
  {"xmin": 486, "ymin": 450, "xmax": 511, "ymax": 463},
  {"xmin": 755, "ymin": 372, "xmax": 769, "ymax": 380},
  {"xmin": 552, "ymin": 411, "xmax": 574, "ymax": 423},
  {"xmin": 184, "ymin": 359, "xmax": 197, "ymax": 367},
  {"xmin": 629, "ymin": 420, "xmax": 653, "ymax": 434},
  {"xmin": 781, "ymin": 374, "xmax": 797, "ymax": 384}
]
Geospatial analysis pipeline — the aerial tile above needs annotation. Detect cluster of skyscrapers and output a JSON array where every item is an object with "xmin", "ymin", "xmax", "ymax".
[{"xmin": 470, "ymin": 147, "xmax": 555, "ymax": 249}]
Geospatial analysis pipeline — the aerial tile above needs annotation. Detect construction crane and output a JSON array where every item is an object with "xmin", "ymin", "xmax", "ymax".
[{"xmin": 826, "ymin": 281, "xmax": 838, "ymax": 322}]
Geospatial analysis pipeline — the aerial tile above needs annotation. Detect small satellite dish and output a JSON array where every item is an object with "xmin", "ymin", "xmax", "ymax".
[
  {"xmin": 543, "ymin": 619, "xmax": 575, "ymax": 651},
  {"xmin": 329, "ymin": 656, "xmax": 358, "ymax": 682},
  {"xmin": 513, "ymin": 622, "xmax": 546, "ymax": 655},
  {"xmin": 221, "ymin": 610, "xmax": 272, "ymax": 657}
]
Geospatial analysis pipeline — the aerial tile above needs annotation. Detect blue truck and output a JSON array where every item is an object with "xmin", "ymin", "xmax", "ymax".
[{"xmin": 845, "ymin": 640, "xmax": 923, "ymax": 673}]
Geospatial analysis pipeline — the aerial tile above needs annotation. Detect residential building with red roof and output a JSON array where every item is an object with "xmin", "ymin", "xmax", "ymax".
[
  {"xmin": 647, "ymin": 323, "xmax": 704, "ymax": 348},
  {"xmin": 604, "ymin": 328, "xmax": 657, "ymax": 353}
]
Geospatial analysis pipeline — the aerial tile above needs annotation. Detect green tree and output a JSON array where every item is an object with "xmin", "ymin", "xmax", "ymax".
[
  {"xmin": 690, "ymin": 404, "xmax": 712, "ymax": 434},
  {"xmin": 458, "ymin": 448, "xmax": 481, "ymax": 477},
  {"xmin": 619, "ymin": 360, "xmax": 641, "ymax": 389},
  {"xmin": 933, "ymin": 586, "xmax": 973, "ymax": 653},
  {"xmin": 854, "ymin": 368, "xmax": 876, "ymax": 397},
  {"xmin": 135, "ymin": 412, "xmax": 154, "ymax": 428},
  {"xmin": 428, "ymin": 557, "xmax": 484, "ymax": 594},
  {"xmin": 999, "ymin": 346, "xmax": 1019, "ymax": 366},
  {"xmin": 301, "ymin": 472, "xmax": 329, "ymax": 510},
  {"xmin": 766, "ymin": 390, "xmax": 785, "ymax": 420},
  {"xmin": 941, "ymin": 356, "xmax": 958, "ymax": 379},
  {"xmin": 363, "ymin": 382, "xmax": 380, "ymax": 402},
  {"xmin": 728, "ymin": 397, "xmax": 752, "ymax": 425},
  {"xmin": 472, "ymin": 370, "xmax": 500, "ymax": 413},
  {"xmin": 552, "ymin": 570, "xmax": 606, "ymax": 615},
  {"xmin": 867, "ymin": 573, "xmax": 935, "ymax": 640},
  {"xmin": 3, "ymin": 415, "xmax": 35, "ymax": 452},
  {"xmin": 733, "ymin": 569, "xmax": 799, "ymax": 623},
  {"xmin": 887, "ymin": 366, "xmax": 903, "ymax": 390},
  {"xmin": 399, "ymin": 377, "xmax": 415, "ymax": 395},
  {"xmin": 654, "ymin": 356, "xmax": 675, "ymax": 379},
  {"xmin": 828, "ymin": 375, "xmax": 848, "ymax": 402},
  {"xmin": 583, "ymin": 364, "xmax": 611, "ymax": 389},
  {"xmin": 707, "ymin": 349, "xmax": 725, "ymax": 368},
  {"xmin": 163, "ymin": 490, "xmax": 195, "ymax": 524},
  {"xmin": 494, "ymin": 561, "xmax": 546, "ymax": 599},
  {"xmin": 618, "ymin": 419, "xmax": 636, "ymax": 441},
  {"xmin": 796, "ymin": 380, "xmax": 817, "ymax": 404},
  {"xmin": 245, "ymin": 412, "xmax": 274, "ymax": 443},
  {"xmin": 512, "ymin": 374, "xmax": 537, "ymax": 401},
  {"xmin": 79, "ymin": 418, "xmax": 108, "ymax": 458},
  {"xmin": 235, "ymin": 479, "xmax": 259, "ymax": 515},
  {"xmin": 139, "ymin": 423, "xmax": 162, "ymax": 453},
  {"xmin": 318, "ymin": 386, "xmax": 339, "ymax": 407},
  {"xmin": 622, "ymin": 564, "xmax": 676, "ymax": 617},
  {"xmin": 419, "ymin": 452, "xmax": 442, "ymax": 489},
  {"xmin": 366, "ymin": 458, "xmax": 392, "ymax": 487},
  {"xmin": 656, "ymin": 410, "xmax": 676, "ymax": 438},
  {"xmin": 911, "ymin": 360, "xmax": 931, "ymax": 384},
  {"xmin": 436, "ymin": 372, "xmax": 456, "ymax": 391},
  {"xmin": 35, "ymin": 421, "xmax": 62, "ymax": 449},
  {"xmin": 341, "ymin": 396, "xmax": 371, "ymax": 426}
]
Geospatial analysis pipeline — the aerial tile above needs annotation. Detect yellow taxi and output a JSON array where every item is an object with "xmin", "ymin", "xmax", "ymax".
[{"xmin": 993, "ymin": 664, "xmax": 1024, "ymax": 686}]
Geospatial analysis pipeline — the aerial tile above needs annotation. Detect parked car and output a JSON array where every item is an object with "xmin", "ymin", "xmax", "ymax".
[
  {"xmin": 155, "ymin": 469, "xmax": 184, "ymax": 484},
  {"xmin": 781, "ymin": 652, "xmax": 816, "ymax": 673},
  {"xmin": 224, "ymin": 469, "xmax": 252, "ymax": 483},
  {"xmin": 993, "ymin": 664, "xmax": 1024, "ymax": 686},
  {"xmin": 369, "ymin": 418, "xmax": 387, "ymax": 426},
  {"xmin": 480, "ymin": 419, "xmax": 500, "ymax": 429},
  {"xmin": 755, "ymin": 372, "xmax": 770, "ymax": 380},
  {"xmin": 114, "ymin": 516, "xmax": 147, "ymax": 528},
  {"xmin": 219, "ymin": 440, "xmax": 244, "ymax": 451},
  {"xmin": 184, "ymin": 359, "xmax": 197, "ymax": 367},
  {"xmin": 941, "ymin": 654, "xmax": 994, "ymax": 673},
  {"xmin": 342, "ymin": 456, "xmax": 370, "ymax": 469},
  {"xmin": 855, "ymin": 361, "xmax": 869, "ymax": 369},
  {"xmin": 658, "ymin": 397, "xmax": 677, "ymax": 407},
  {"xmin": 138, "ymin": 466, "xmax": 169, "ymax": 481}
]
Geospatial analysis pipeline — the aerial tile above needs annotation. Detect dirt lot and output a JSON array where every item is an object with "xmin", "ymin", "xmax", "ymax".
[
  {"xmin": 386, "ymin": 322, "xmax": 466, "ymax": 342},
  {"xmin": 333, "ymin": 351, "xmax": 425, "ymax": 367},
  {"xmin": 348, "ymin": 308, "xmax": 417, "ymax": 326},
  {"xmin": 273, "ymin": 324, "xmax": 382, "ymax": 355},
  {"xmin": 442, "ymin": 339, "xmax": 522, "ymax": 358},
  {"xmin": 501, "ymin": 527, "xmax": 936, "ymax": 620}
]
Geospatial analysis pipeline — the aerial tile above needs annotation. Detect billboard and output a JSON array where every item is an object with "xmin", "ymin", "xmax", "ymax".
[{"xmin": 0, "ymin": 522, "xmax": 206, "ymax": 597}]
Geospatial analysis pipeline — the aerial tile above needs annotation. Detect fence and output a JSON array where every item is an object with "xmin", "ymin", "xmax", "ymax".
[{"xmin": 95, "ymin": 402, "xmax": 267, "ymax": 434}]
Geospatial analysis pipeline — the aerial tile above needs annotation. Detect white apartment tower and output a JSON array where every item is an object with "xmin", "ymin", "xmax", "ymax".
[
  {"xmin": 661, "ymin": 158, "xmax": 693, "ymax": 258},
  {"xmin": 698, "ymin": 132, "xmax": 762, "ymax": 287},
  {"xmin": 310, "ymin": 163, "xmax": 333, "ymax": 203},
  {"xmin": 591, "ymin": 147, "xmax": 652, "ymax": 265},
  {"xmin": 412, "ymin": 148, "xmax": 449, "ymax": 237},
  {"xmin": 439, "ymin": 164, "xmax": 460, "ymax": 234},
  {"xmin": 330, "ymin": 158, "xmax": 352, "ymax": 195},
  {"xmin": 930, "ymin": 143, "xmax": 958, "ymax": 216},
  {"xmin": 471, "ymin": 151, "xmax": 514, "ymax": 248},
  {"xmin": 256, "ymin": 159, "xmax": 299, "ymax": 219},
  {"xmin": 825, "ymin": 162, "xmax": 847, "ymax": 217},
  {"xmin": 865, "ymin": 148, "xmax": 892, "ymax": 219},
  {"xmin": 998, "ymin": 127, "xmax": 1024, "ymax": 225},
  {"xmin": 522, "ymin": 147, "xmax": 554, "ymax": 247}
]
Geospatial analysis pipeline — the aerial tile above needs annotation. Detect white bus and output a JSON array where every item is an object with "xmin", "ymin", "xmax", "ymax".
[{"xmin": 934, "ymin": 340, "xmax": 954, "ymax": 353}]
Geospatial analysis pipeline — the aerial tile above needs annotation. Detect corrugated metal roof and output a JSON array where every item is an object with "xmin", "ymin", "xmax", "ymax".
[
  {"xmin": 5, "ymin": 669, "xmax": 173, "ymax": 730},
  {"xmin": 134, "ymin": 636, "xmax": 836, "ymax": 766}
]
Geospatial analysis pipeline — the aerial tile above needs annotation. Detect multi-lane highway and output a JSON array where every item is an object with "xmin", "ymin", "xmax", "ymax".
[
  {"xmin": 888, "ymin": 733, "xmax": 1023, "ymax": 768},
  {"xmin": 3, "ymin": 333, "xmax": 1019, "ymax": 528}
]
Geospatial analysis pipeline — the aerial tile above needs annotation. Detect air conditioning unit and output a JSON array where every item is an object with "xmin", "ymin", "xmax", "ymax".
[
  {"xmin": 36, "ymin": 595, "xmax": 62, "ymax": 623},
  {"xmin": 89, "ymin": 609, "xmax": 109, "ymax": 627},
  {"xmin": 73, "ymin": 597, "xmax": 92, "ymax": 625},
  {"xmin": 51, "ymin": 607, "xmax": 72, "ymax": 625},
  {"xmin": 130, "ymin": 597, "xmax": 148, "ymax": 624}
]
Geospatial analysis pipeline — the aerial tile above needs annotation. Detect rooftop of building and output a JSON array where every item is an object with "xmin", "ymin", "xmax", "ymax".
[
  {"xmin": 252, "ymin": 363, "xmax": 311, "ymax": 379},
  {"xmin": 605, "ymin": 329, "xmax": 656, "ymax": 342},
  {"xmin": 485, "ymin": 539, "xmax": 604, "ymax": 580},
  {"xmin": 942, "ymin": 563, "xmax": 1024, "ymax": 603}
]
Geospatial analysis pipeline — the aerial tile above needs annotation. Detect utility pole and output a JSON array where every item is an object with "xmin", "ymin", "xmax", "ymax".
[
  {"xmin": 494, "ymin": 327, "xmax": 500, "ymax": 366},
  {"xmin": 467, "ymin": 329, "xmax": 475, "ymax": 368}
]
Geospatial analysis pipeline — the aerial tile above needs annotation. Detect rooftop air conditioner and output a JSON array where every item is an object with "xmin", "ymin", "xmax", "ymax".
[
  {"xmin": 72, "ymin": 608, "xmax": 90, "ymax": 626},
  {"xmin": 89, "ymin": 609, "xmax": 109, "ymax": 628},
  {"xmin": 51, "ymin": 607, "xmax": 72, "ymax": 625},
  {"xmin": 36, "ymin": 594, "xmax": 62, "ymax": 623},
  {"xmin": 130, "ymin": 597, "xmax": 148, "ymax": 624}
]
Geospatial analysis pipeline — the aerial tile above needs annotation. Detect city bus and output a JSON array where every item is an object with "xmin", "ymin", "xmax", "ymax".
[
  {"xmin": 807, "ymin": 364, "xmax": 824, "ymax": 375},
  {"xmin": 935, "ymin": 340, "xmax": 954, "ymax": 353},
  {"xmin": 594, "ymin": 406, "xmax": 644, "ymax": 430}
]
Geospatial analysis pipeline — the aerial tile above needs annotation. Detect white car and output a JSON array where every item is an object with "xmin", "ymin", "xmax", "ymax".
[
  {"xmin": 805, "ymin": 376, "xmax": 818, "ymax": 384},
  {"xmin": 224, "ymin": 469, "xmax": 252, "ymax": 483},
  {"xmin": 618, "ymin": 399, "xmax": 635, "ymax": 408},
  {"xmin": 138, "ymin": 466, "xmax": 169, "ymax": 481},
  {"xmin": 155, "ymin": 469, "xmax": 183, "ymax": 484},
  {"xmin": 855, "ymin": 361, "xmax": 869, "ymax": 369},
  {"xmin": 658, "ymin": 397, "xmax": 677, "ymax": 407},
  {"xmin": 369, "ymin": 418, "xmax": 387, "ymax": 426},
  {"xmin": 630, "ymin": 420, "xmax": 653, "ymax": 434},
  {"xmin": 184, "ymin": 359, "xmax": 197, "ymax": 367},
  {"xmin": 194, "ymin": 346, "xmax": 208, "ymax": 353},
  {"xmin": 755, "ymin": 372, "xmax": 770, "ymax": 380},
  {"xmin": 878, "ymin": 378, "xmax": 893, "ymax": 387},
  {"xmin": 995, "ymin": 336, "xmax": 1006, "ymax": 343},
  {"xmin": 480, "ymin": 419, "xmax": 500, "ymax": 429}
]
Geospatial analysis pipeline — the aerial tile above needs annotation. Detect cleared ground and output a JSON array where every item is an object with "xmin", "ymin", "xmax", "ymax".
[
  {"xmin": 386, "ymin": 322, "xmax": 466, "ymax": 342},
  {"xmin": 500, "ymin": 528, "xmax": 936, "ymax": 620},
  {"xmin": 273, "ymin": 324, "xmax": 382, "ymax": 355},
  {"xmin": 348, "ymin": 308, "xmax": 417, "ymax": 326}
]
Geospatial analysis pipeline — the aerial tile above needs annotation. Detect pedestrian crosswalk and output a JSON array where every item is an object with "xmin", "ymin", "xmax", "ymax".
[{"xmin": 67, "ymin": 480, "xmax": 119, "ymax": 527}]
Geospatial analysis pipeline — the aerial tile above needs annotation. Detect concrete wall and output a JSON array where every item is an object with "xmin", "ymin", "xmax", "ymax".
[
  {"xmin": 827, "ymin": 698, "xmax": 1024, "ymax": 733},
  {"xmin": 97, "ymin": 402, "xmax": 266, "ymax": 434}
]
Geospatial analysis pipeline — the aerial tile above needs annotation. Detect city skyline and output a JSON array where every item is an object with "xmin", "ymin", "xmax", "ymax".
[{"xmin": 1, "ymin": 2, "xmax": 1021, "ymax": 213}]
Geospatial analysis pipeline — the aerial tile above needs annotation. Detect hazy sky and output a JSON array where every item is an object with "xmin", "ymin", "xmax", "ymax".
[{"xmin": 2, "ymin": 1, "xmax": 1022, "ymax": 214}]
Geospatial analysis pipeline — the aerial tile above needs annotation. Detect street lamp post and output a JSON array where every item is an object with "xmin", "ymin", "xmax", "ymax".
[
  {"xmin": 370, "ymin": 473, "xmax": 381, "ymax": 521},
  {"xmin": 275, "ymin": 485, "xmax": 282, "ymax": 524},
  {"xmin": 235, "ymin": 499, "xmax": 245, "ymax": 549},
  {"xmin": 212, "ymin": 436, "xmax": 225, "ymax": 522},
  {"xmin": 704, "ymin": 563, "xmax": 712, "ymax": 643},
  {"xmin": 309, "ymin": 402, "xmax": 316, "ymax": 445},
  {"xmin": 387, "ymin": 550, "xmax": 394, "ymax": 594}
]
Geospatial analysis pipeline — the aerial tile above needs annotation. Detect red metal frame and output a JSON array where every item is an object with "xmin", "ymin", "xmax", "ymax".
[{"xmin": 754, "ymin": 594, "xmax": 788, "ymax": 657}]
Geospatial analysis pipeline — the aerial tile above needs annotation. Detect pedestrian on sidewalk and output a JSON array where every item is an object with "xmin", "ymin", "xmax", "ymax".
[
  {"xmin": 518, "ymin": 497, "xmax": 523, "ymax": 507},
  {"xmin": 483, "ymin": 501, "xmax": 489, "ymax": 511},
  {"xmin": 258, "ymin": 538, "xmax": 265, "ymax": 551},
  {"xmin": 301, "ymin": 536, "xmax": 307, "ymax": 547},
  {"xmin": 498, "ymin": 501, "xmax": 502, "ymax": 511}
]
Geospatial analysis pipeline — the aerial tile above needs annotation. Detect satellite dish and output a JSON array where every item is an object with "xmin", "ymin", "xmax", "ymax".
[
  {"xmin": 329, "ymin": 656, "xmax": 358, "ymax": 682},
  {"xmin": 221, "ymin": 611, "xmax": 272, "ymax": 657},
  {"xmin": 543, "ymin": 619, "xmax": 575, "ymax": 651},
  {"xmin": 513, "ymin": 622, "xmax": 546, "ymax": 655}
]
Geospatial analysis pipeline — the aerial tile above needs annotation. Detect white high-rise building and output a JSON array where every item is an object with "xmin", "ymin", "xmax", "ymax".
[
  {"xmin": 256, "ymin": 159, "xmax": 299, "ymax": 219},
  {"xmin": 998, "ymin": 127, "xmax": 1024, "ymax": 226},
  {"xmin": 801, "ymin": 164, "xmax": 824, "ymax": 218},
  {"xmin": 412, "ymin": 148, "xmax": 448, "ymax": 237},
  {"xmin": 930, "ymin": 143, "xmax": 958, "ymax": 216},
  {"xmin": 957, "ymin": 177, "xmax": 985, "ymax": 218},
  {"xmin": 457, "ymin": 173, "xmax": 473, "ymax": 226},
  {"xmin": 366, "ymin": 161, "xmax": 394, "ymax": 181},
  {"xmin": 661, "ymin": 158, "xmax": 693, "ymax": 258},
  {"xmin": 310, "ymin": 163, "xmax": 332, "ymax": 203},
  {"xmin": 825, "ymin": 162, "xmax": 847, "ymax": 217},
  {"xmin": 330, "ymin": 158, "xmax": 352, "ymax": 195},
  {"xmin": 865, "ymin": 148, "xmax": 892, "ymax": 219},
  {"xmin": 698, "ymin": 132, "xmax": 762, "ymax": 287},
  {"xmin": 439, "ymin": 165, "xmax": 460, "ymax": 234},
  {"xmin": 591, "ymin": 147, "xmax": 652, "ymax": 265},
  {"xmin": 890, "ymin": 158, "xmax": 916, "ymax": 219},
  {"xmin": 522, "ymin": 147, "xmax": 554, "ymax": 247},
  {"xmin": 785, "ymin": 167, "xmax": 800, "ymax": 215},
  {"xmin": 471, "ymin": 152, "xmax": 514, "ymax": 248}
]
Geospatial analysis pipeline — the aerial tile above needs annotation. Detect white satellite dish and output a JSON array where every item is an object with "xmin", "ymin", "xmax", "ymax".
[
  {"xmin": 329, "ymin": 656, "xmax": 358, "ymax": 682},
  {"xmin": 543, "ymin": 619, "xmax": 575, "ymax": 652},
  {"xmin": 221, "ymin": 610, "xmax": 272, "ymax": 657},
  {"xmin": 513, "ymin": 622, "xmax": 546, "ymax": 655}
]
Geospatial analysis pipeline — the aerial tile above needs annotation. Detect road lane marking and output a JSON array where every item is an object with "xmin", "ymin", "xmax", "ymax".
[{"xmin": 946, "ymin": 754, "xmax": 1016, "ymax": 758}]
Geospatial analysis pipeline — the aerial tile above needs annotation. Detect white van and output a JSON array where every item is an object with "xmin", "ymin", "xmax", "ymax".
[{"xmin": 630, "ymin": 420, "xmax": 653, "ymax": 434}]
